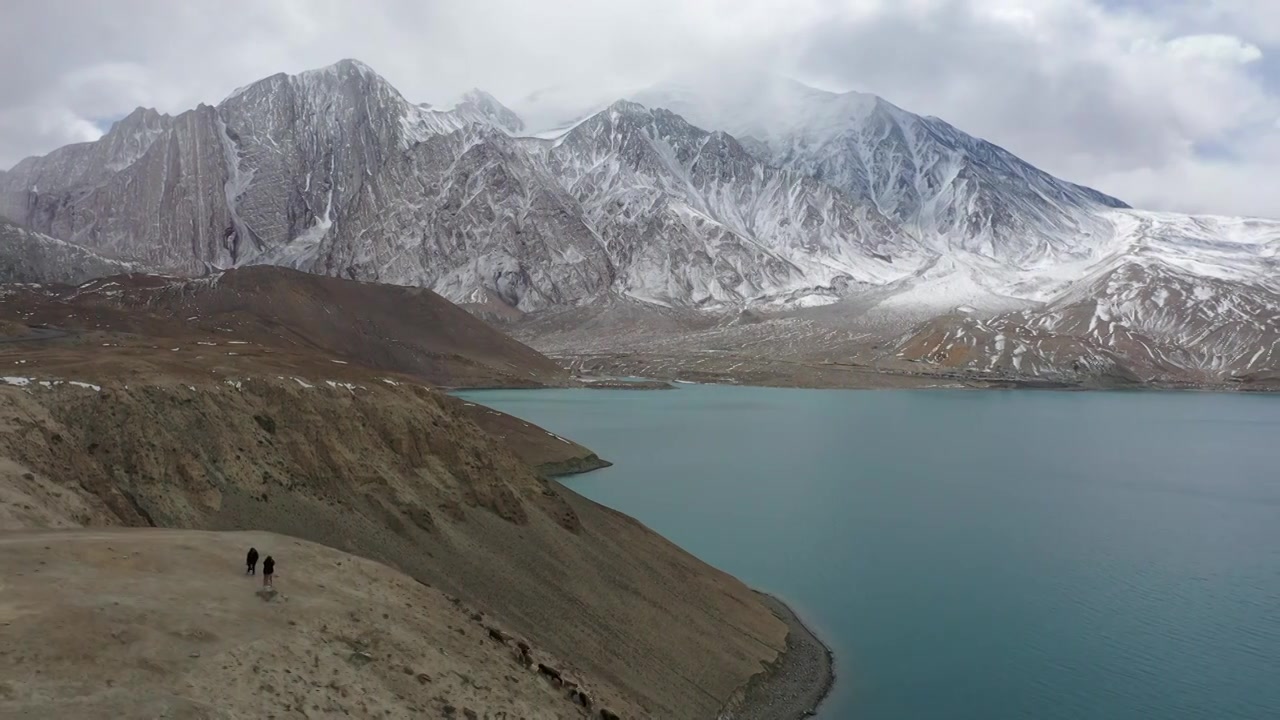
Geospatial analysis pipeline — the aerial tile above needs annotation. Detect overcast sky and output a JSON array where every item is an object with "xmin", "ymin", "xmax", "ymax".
[{"xmin": 2, "ymin": 0, "xmax": 1277, "ymax": 218}]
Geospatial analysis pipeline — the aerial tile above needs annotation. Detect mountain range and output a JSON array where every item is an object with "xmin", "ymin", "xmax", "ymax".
[{"xmin": 1, "ymin": 58, "xmax": 1276, "ymax": 387}]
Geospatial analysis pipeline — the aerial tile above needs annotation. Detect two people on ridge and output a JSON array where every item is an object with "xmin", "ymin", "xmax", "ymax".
[{"xmin": 245, "ymin": 547, "xmax": 276, "ymax": 587}]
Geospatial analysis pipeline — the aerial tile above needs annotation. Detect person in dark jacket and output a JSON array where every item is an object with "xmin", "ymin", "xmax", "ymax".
[
  {"xmin": 246, "ymin": 547, "xmax": 259, "ymax": 575},
  {"xmin": 262, "ymin": 555, "xmax": 275, "ymax": 588}
]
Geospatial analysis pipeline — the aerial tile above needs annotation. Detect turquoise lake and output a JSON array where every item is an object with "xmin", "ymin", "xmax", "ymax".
[{"xmin": 456, "ymin": 386, "xmax": 1280, "ymax": 719}]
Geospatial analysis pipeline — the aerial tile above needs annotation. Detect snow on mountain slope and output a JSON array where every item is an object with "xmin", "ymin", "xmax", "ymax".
[
  {"xmin": 0, "ymin": 107, "xmax": 169, "ymax": 198},
  {"xmin": 424, "ymin": 89, "xmax": 527, "ymax": 135},
  {"xmin": 0, "ymin": 218, "xmax": 139, "ymax": 286},
  {"xmin": 634, "ymin": 76, "xmax": 1127, "ymax": 267},
  {"xmin": 0, "ymin": 61, "xmax": 1134, "ymax": 314},
  {"xmin": 0, "ymin": 103, "xmax": 237, "ymax": 271},
  {"xmin": 1, "ymin": 60, "xmax": 1275, "ymax": 384},
  {"xmin": 298, "ymin": 123, "xmax": 616, "ymax": 311},
  {"xmin": 294, "ymin": 97, "xmax": 922, "ymax": 311},
  {"xmin": 894, "ymin": 210, "xmax": 1280, "ymax": 381},
  {"xmin": 531, "ymin": 100, "xmax": 919, "ymax": 307},
  {"xmin": 0, "ymin": 61, "xmax": 534, "ymax": 277}
]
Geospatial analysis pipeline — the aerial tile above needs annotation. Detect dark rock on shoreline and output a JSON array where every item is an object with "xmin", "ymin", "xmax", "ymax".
[{"xmin": 724, "ymin": 593, "xmax": 835, "ymax": 719}]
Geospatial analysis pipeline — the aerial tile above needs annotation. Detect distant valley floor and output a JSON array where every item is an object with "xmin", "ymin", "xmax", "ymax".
[{"xmin": 511, "ymin": 298, "xmax": 1280, "ymax": 393}]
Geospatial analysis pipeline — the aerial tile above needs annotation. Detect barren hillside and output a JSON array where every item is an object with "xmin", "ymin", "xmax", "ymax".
[
  {"xmin": 0, "ymin": 366, "xmax": 788, "ymax": 718},
  {"xmin": 0, "ymin": 528, "xmax": 634, "ymax": 719},
  {"xmin": 2, "ymin": 265, "xmax": 569, "ymax": 388}
]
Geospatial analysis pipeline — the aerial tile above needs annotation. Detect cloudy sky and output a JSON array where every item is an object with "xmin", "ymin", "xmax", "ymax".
[{"xmin": 2, "ymin": 0, "xmax": 1277, "ymax": 218}]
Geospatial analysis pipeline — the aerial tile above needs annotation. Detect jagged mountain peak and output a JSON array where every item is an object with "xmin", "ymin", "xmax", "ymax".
[
  {"xmin": 554, "ymin": 99, "xmax": 720, "ymax": 174},
  {"xmin": 639, "ymin": 72, "xmax": 1128, "ymax": 265},
  {"xmin": 540, "ymin": 92, "xmax": 916, "ymax": 307},
  {"xmin": 111, "ymin": 106, "xmax": 166, "ymax": 127},
  {"xmin": 252, "ymin": 59, "xmax": 395, "ymax": 96},
  {"xmin": 444, "ymin": 88, "xmax": 525, "ymax": 134},
  {"xmin": 634, "ymin": 74, "xmax": 880, "ymax": 139},
  {"xmin": 309, "ymin": 57, "xmax": 379, "ymax": 76},
  {"xmin": 1, "ymin": 60, "xmax": 1275, "ymax": 385},
  {"xmin": 603, "ymin": 98, "xmax": 649, "ymax": 115},
  {"xmin": 223, "ymin": 58, "xmax": 400, "ymax": 106},
  {"xmin": 569, "ymin": 98, "xmax": 718, "ymax": 143}
]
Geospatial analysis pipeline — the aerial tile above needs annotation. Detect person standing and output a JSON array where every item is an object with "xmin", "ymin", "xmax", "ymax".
[
  {"xmin": 262, "ymin": 555, "xmax": 275, "ymax": 588},
  {"xmin": 246, "ymin": 547, "xmax": 259, "ymax": 575}
]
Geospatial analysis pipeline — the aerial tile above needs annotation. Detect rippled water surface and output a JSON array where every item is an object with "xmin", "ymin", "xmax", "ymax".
[{"xmin": 457, "ymin": 386, "xmax": 1280, "ymax": 719}]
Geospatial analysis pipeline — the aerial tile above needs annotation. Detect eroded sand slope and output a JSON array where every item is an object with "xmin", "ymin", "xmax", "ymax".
[
  {"xmin": 0, "ymin": 529, "xmax": 628, "ymax": 719},
  {"xmin": 0, "ymin": 374, "xmax": 787, "ymax": 718}
]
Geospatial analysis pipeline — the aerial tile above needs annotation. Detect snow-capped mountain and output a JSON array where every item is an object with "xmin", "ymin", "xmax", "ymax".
[
  {"xmin": 0, "ymin": 59, "xmax": 1275, "ymax": 385},
  {"xmin": 895, "ymin": 211, "xmax": 1280, "ymax": 381},
  {"xmin": 0, "ymin": 60, "xmax": 924, "ymax": 311},
  {"xmin": 0, "ymin": 218, "xmax": 138, "ymax": 286},
  {"xmin": 633, "ymin": 76, "xmax": 1127, "ymax": 266},
  {"xmin": 303, "ymin": 122, "xmax": 616, "ymax": 311},
  {"xmin": 534, "ymin": 101, "xmax": 916, "ymax": 306},
  {"xmin": 0, "ymin": 61, "xmax": 536, "ymax": 274}
]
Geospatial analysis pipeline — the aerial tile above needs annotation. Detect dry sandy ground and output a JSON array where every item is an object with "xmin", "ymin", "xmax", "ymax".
[
  {"xmin": 513, "ymin": 296, "xmax": 1276, "ymax": 392},
  {"xmin": 0, "ymin": 528, "xmax": 619, "ymax": 719}
]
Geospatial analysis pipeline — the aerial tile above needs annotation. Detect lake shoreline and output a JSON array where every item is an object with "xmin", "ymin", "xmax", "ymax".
[
  {"xmin": 460, "ymin": 385, "xmax": 1280, "ymax": 717},
  {"xmin": 728, "ymin": 592, "xmax": 836, "ymax": 719},
  {"xmin": 559, "ymin": 375, "xmax": 1279, "ymax": 395},
  {"xmin": 552, "ymin": 361, "xmax": 1280, "ymax": 394}
]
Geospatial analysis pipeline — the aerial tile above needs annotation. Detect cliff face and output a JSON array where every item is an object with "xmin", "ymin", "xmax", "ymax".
[
  {"xmin": 1, "ymin": 105, "xmax": 236, "ymax": 272},
  {"xmin": 0, "ymin": 218, "xmax": 137, "ymax": 286}
]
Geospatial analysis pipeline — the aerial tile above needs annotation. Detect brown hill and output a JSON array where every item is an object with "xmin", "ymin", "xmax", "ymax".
[
  {"xmin": 1, "ymin": 263, "xmax": 612, "ymax": 471},
  {"xmin": 0, "ymin": 367, "xmax": 788, "ymax": 718},
  {"xmin": 2, "ymin": 265, "xmax": 568, "ymax": 388}
]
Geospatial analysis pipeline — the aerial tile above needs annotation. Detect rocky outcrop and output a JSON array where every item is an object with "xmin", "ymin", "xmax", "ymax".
[
  {"xmin": 305, "ymin": 123, "xmax": 617, "ymax": 311},
  {"xmin": 455, "ymin": 399, "xmax": 612, "ymax": 476},
  {"xmin": 0, "ymin": 219, "xmax": 137, "ymax": 286},
  {"xmin": 1, "ymin": 104, "xmax": 237, "ymax": 272}
]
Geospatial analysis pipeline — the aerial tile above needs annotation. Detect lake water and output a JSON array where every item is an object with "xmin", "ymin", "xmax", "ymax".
[{"xmin": 456, "ymin": 386, "xmax": 1280, "ymax": 720}]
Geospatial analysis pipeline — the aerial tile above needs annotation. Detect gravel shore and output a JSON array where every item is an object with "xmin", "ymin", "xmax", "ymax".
[{"xmin": 727, "ymin": 592, "xmax": 835, "ymax": 719}]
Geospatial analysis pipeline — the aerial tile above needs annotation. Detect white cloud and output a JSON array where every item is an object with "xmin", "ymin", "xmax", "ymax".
[
  {"xmin": 0, "ymin": 0, "xmax": 1277, "ymax": 218},
  {"xmin": 1163, "ymin": 34, "xmax": 1263, "ymax": 64}
]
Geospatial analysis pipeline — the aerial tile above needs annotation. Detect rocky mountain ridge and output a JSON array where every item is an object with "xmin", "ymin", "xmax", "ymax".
[
  {"xmin": 0, "ymin": 218, "xmax": 138, "ymax": 285},
  {"xmin": 2, "ymin": 59, "xmax": 1276, "ymax": 386}
]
